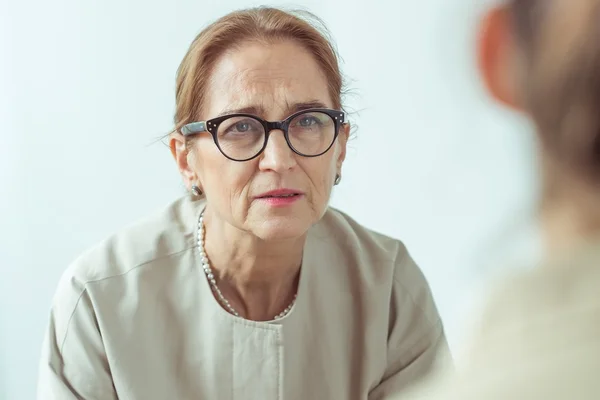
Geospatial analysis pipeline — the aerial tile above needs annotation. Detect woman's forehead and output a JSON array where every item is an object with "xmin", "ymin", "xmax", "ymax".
[{"xmin": 204, "ymin": 41, "xmax": 332, "ymax": 119}]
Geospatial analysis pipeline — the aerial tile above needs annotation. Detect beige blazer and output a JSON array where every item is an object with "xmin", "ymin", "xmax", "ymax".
[
  {"xmin": 37, "ymin": 197, "xmax": 448, "ymax": 400},
  {"xmin": 395, "ymin": 239, "xmax": 600, "ymax": 399}
]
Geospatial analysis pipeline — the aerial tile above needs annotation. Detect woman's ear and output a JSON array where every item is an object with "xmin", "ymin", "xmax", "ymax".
[
  {"xmin": 477, "ymin": 5, "xmax": 524, "ymax": 111},
  {"xmin": 169, "ymin": 132, "xmax": 196, "ymax": 189}
]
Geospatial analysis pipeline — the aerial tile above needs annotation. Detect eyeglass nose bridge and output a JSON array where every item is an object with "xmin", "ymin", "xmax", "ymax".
[
  {"xmin": 261, "ymin": 120, "xmax": 295, "ymax": 150},
  {"xmin": 263, "ymin": 120, "xmax": 288, "ymax": 135}
]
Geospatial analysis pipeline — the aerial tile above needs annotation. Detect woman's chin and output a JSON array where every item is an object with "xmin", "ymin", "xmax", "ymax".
[{"xmin": 250, "ymin": 217, "xmax": 311, "ymax": 242}]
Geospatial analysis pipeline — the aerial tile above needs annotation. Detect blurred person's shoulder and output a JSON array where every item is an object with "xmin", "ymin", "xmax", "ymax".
[
  {"xmin": 470, "ymin": 238, "xmax": 600, "ymax": 347},
  {"xmin": 394, "ymin": 239, "xmax": 600, "ymax": 399}
]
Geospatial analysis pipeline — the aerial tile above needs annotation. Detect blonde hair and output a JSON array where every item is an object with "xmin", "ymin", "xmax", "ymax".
[{"xmin": 172, "ymin": 7, "xmax": 345, "ymax": 135}]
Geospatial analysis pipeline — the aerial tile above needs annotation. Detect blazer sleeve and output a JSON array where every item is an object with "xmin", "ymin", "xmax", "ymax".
[
  {"xmin": 368, "ymin": 244, "xmax": 451, "ymax": 400},
  {"xmin": 36, "ymin": 268, "xmax": 118, "ymax": 400}
]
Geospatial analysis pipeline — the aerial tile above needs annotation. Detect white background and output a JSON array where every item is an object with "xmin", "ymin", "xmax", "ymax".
[{"xmin": 0, "ymin": 0, "xmax": 538, "ymax": 397}]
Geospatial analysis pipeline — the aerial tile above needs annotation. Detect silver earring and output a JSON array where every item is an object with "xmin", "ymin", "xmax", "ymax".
[
  {"xmin": 334, "ymin": 173, "xmax": 341, "ymax": 186},
  {"xmin": 191, "ymin": 184, "xmax": 203, "ymax": 196}
]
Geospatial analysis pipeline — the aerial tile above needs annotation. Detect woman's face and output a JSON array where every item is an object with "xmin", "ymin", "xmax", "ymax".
[{"xmin": 186, "ymin": 40, "xmax": 348, "ymax": 241}]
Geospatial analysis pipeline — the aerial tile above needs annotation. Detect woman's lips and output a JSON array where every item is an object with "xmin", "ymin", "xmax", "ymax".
[{"xmin": 255, "ymin": 189, "xmax": 304, "ymax": 206}]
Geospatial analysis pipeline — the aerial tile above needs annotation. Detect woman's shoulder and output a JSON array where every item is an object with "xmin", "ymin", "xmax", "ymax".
[
  {"xmin": 317, "ymin": 206, "xmax": 404, "ymax": 262},
  {"xmin": 62, "ymin": 196, "xmax": 200, "ymax": 287},
  {"xmin": 314, "ymin": 207, "xmax": 429, "ymax": 288},
  {"xmin": 315, "ymin": 208, "xmax": 447, "ymax": 378}
]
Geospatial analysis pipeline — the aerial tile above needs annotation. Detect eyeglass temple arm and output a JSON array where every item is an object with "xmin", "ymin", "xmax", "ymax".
[{"xmin": 181, "ymin": 121, "xmax": 207, "ymax": 136}]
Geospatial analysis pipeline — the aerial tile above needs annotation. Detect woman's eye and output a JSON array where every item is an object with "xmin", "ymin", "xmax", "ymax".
[
  {"xmin": 223, "ymin": 119, "xmax": 257, "ymax": 134},
  {"xmin": 298, "ymin": 117, "xmax": 317, "ymax": 127},
  {"xmin": 234, "ymin": 122, "xmax": 251, "ymax": 132}
]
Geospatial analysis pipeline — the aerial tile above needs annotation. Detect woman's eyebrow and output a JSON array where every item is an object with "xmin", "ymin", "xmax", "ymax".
[
  {"xmin": 288, "ymin": 101, "xmax": 328, "ymax": 113},
  {"xmin": 216, "ymin": 100, "xmax": 328, "ymax": 119},
  {"xmin": 216, "ymin": 105, "xmax": 264, "ymax": 117}
]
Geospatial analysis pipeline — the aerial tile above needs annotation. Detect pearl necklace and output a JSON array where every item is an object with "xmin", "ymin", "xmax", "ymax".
[{"xmin": 197, "ymin": 211, "xmax": 297, "ymax": 320}]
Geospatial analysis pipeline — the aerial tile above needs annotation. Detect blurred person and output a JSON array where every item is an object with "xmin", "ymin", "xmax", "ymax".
[
  {"xmin": 394, "ymin": 0, "xmax": 600, "ymax": 398},
  {"xmin": 36, "ymin": 7, "xmax": 448, "ymax": 400}
]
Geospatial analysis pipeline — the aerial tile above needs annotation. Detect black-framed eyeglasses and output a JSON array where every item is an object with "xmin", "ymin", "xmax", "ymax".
[{"xmin": 181, "ymin": 108, "xmax": 346, "ymax": 162}]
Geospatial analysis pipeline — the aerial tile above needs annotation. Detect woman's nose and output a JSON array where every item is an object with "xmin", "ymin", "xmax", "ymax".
[{"xmin": 259, "ymin": 130, "xmax": 297, "ymax": 172}]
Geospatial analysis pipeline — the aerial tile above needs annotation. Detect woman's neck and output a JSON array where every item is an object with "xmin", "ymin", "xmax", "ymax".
[{"xmin": 201, "ymin": 208, "xmax": 304, "ymax": 321}]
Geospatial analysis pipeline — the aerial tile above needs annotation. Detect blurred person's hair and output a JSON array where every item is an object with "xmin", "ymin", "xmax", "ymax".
[{"xmin": 511, "ymin": 0, "xmax": 600, "ymax": 185}]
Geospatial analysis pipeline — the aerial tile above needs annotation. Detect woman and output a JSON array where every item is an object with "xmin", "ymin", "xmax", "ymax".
[
  {"xmin": 37, "ymin": 7, "xmax": 448, "ymax": 400},
  {"xmin": 396, "ymin": 0, "xmax": 600, "ymax": 398}
]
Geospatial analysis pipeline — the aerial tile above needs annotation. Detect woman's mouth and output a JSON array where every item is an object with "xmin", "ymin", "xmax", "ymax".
[{"xmin": 255, "ymin": 189, "xmax": 304, "ymax": 206}]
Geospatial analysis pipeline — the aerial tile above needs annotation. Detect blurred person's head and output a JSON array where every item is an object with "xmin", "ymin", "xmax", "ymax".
[
  {"xmin": 477, "ymin": 0, "xmax": 600, "ymax": 257},
  {"xmin": 168, "ymin": 7, "xmax": 349, "ymax": 242}
]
